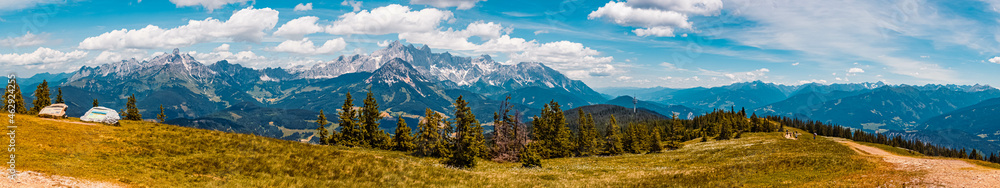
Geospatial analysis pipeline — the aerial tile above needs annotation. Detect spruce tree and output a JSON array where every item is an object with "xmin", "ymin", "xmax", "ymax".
[
  {"xmin": 54, "ymin": 87, "xmax": 63, "ymax": 104},
  {"xmin": 530, "ymin": 104, "xmax": 551, "ymax": 157},
  {"xmin": 315, "ymin": 110, "xmax": 329, "ymax": 145},
  {"xmin": 156, "ymin": 105, "xmax": 167, "ymax": 123},
  {"xmin": 549, "ymin": 101, "xmax": 573, "ymax": 158},
  {"xmin": 622, "ymin": 123, "xmax": 636, "ymax": 153},
  {"xmin": 648, "ymin": 126, "xmax": 664, "ymax": 153},
  {"xmin": 519, "ymin": 141, "xmax": 542, "ymax": 168},
  {"xmin": 416, "ymin": 108, "xmax": 449, "ymax": 157},
  {"xmin": 717, "ymin": 122, "xmax": 732, "ymax": 140},
  {"xmin": 445, "ymin": 96, "xmax": 486, "ymax": 168},
  {"xmin": 604, "ymin": 115, "xmax": 624, "ymax": 155},
  {"xmin": 93, "ymin": 99, "xmax": 99, "ymax": 107},
  {"xmin": 338, "ymin": 92, "xmax": 363, "ymax": 147},
  {"xmin": 576, "ymin": 110, "xmax": 599, "ymax": 156},
  {"xmin": 623, "ymin": 123, "xmax": 646, "ymax": 154},
  {"xmin": 361, "ymin": 88, "xmax": 390, "ymax": 149},
  {"xmin": 701, "ymin": 130, "xmax": 708, "ymax": 142},
  {"xmin": 124, "ymin": 94, "xmax": 142, "ymax": 120},
  {"xmin": 2, "ymin": 80, "xmax": 27, "ymax": 114},
  {"xmin": 29, "ymin": 80, "xmax": 50, "ymax": 114},
  {"xmin": 392, "ymin": 116, "xmax": 415, "ymax": 152},
  {"xmin": 533, "ymin": 101, "xmax": 573, "ymax": 158},
  {"xmin": 665, "ymin": 114, "xmax": 685, "ymax": 149}
]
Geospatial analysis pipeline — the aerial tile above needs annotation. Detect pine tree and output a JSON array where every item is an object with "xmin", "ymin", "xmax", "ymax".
[
  {"xmin": 530, "ymin": 104, "xmax": 551, "ymax": 157},
  {"xmin": 361, "ymin": 88, "xmax": 390, "ymax": 149},
  {"xmin": 576, "ymin": 110, "xmax": 599, "ymax": 156},
  {"xmin": 29, "ymin": 80, "xmax": 50, "ymax": 114},
  {"xmin": 532, "ymin": 101, "xmax": 574, "ymax": 158},
  {"xmin": 717, "ymin": 122, "xmax": 732, "ymax": 140},
  {"xmin": 664, "ymin": 114, "xmax": 685, "ymax": 149},
  {"xmin": 2, "ymin": 79, "xmax": 27, "ymax": 114},
  {"xmin": 392, "ymin": 116, "xmax": 416, "ymax": 152},
  {"xmin": 54, "ymin": 87, "xmax": 63, "ymax": 104},
  {"xmin": 623, "ymin": 123, "xmax": 646, "ymax": 154},
  {"xmin": 445, "ymin": 96, "xmax": 486, "ymax": 168},
  {"xmin": 93, "ymin": 99, "xmax": 99, "ymax": 107},
  {"xmin": 550, "ymin": 101, "xmax": 573, "ymax": 158},
  {"xmin": 604, "ymin": 115, "xmax": 624, "ymax": 155},
  {"xmin": 315, "ymin": 110, "xmax": 329, "ymax": 145},
  {"xmin": 519, "ymin": 141, "xmax": 542, "ymax": 168},
  {"xmin": 156, "ymin": 105, "xmax": 167, "ymax": 123},
  {"xmin": 622, "ymin": 123, "xmax": 637, "ymax": 153},
  {"xmin": 701, "ymin": 130, "xmax": 708, "ymax": 142},
  {"xmin": 338, "ymin": 92, "xmax": 363, "ymax": 147},
  {"xmin": 648, "ymin": 126, "xmax": 664, "ymax": 153},
  {"xmin": 124, "ymin": 94, "xmax": 142, "ymax": 120},
  {"xmin": 416, "ymin": 108, "xmax": 449, "ymax": 157}
]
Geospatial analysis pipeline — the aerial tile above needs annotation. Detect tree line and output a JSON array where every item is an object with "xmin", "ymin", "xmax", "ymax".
[
  {"xmin": 313, "ymin": 91, "xmax": 785, "ymax": 168},
  {"xmin": 767, "ymin": 116, "xmax": 1000, "ymax": 164},
  {"xmin": 4, "ymin": 79, "xmax": 150, "ymax": 124},
  {"xmin": 313, "ymin": 88, "xmax": 487, "ymax": 168}
]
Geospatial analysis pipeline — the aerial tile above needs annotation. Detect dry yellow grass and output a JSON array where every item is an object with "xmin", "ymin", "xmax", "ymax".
[{"xmin": 12, "ymin": 116, "xmax": 917, "ymax": 187}]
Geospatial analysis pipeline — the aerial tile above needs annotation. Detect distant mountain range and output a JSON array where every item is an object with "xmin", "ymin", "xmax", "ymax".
[
  {"xmin": 597, "ymin": 81, "xmax": 1000, "ymax": 154},
  {"xmin": 921, "ymin": 98, "xmax": 1000, "ymax": 145},
  {"xmin": 13, "ymin": 40, "xmax": 1000, "ymax": 155},
  {"xmin": 604, "ymin": 96, "xmax": 701, "ymax": 119},
  {"xmin": 14, "ymin": 41, "xmax": 608, "ymax": 143}
]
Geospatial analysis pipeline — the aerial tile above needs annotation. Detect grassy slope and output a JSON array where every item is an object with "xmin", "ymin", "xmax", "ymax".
[{"xmin": 17, "ymin": 116, "xmax": 913, "ymax": 187}]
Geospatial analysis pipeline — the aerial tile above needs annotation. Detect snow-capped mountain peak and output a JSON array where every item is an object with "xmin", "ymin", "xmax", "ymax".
[{"xmin": 68, "ymin": 48, "xmax": 215, "ymax": 82}]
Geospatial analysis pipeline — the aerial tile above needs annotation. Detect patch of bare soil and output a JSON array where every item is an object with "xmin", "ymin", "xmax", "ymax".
[
  {"xmin": 0, "ymin": 168, "xmax": 123, "ymax": 188},
  {"xmin": 839, "ymin": 140, "xmax": 1000, "ymax": 187}
]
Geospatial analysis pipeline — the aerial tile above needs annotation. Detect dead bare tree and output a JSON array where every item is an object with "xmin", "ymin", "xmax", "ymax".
[{"xmin": 490, "ymin": 96, "xmax": 529, "ymax": 162}]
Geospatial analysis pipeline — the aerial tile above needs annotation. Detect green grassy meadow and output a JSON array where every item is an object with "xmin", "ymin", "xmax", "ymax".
[{"xmin": 14, "ymin": 116, "xmax": 916, "ymax": 187}]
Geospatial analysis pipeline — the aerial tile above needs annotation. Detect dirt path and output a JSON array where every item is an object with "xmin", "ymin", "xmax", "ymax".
[
  {"xmin": 838, "ymin": 140, "xmax": 1000, "ymax": 187},
  {"xmin": 0, "ymin": 168, "xmax": 123, "ymax": 188}
]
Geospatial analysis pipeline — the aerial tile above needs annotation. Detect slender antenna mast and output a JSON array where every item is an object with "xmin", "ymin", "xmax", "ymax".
[{"xmin": 632, "ymin": 93, "xmax": 637, "ymax": 114}]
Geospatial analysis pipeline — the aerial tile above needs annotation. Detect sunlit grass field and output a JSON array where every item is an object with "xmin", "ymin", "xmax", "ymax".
[{"xmin": 15, "ymin": 115, "xmax": 915, "ymax": 187}]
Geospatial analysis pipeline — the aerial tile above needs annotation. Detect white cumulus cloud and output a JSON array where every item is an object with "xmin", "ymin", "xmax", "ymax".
[
  {"xmin": 398, "ymin": 21, "xmax": 504, "ymax": 51},
  {"xmin": 89, "ymin": 49, "xmax": 150, "ymax": 65},
  {"xmin": 848, "ymin": 68, "xmax": 865, "ymax": 73},
  {"xmin": 588, "ymin": 0, "xmax": 721, "ymax": 37},
  {"xmin": 0, "ymin": 32, "xmax": 48, "ymax": 47},
  {"xmin": 989, "ymin": 56, "xmax": 1000, "ymax": 64},
  {"xmin": 190, "ymin": 50, "xmax": 266, "ymax": 65},
  {"xmin": 79, "ymin": 7, "xmax": 279, "ymax": 50},
  {"xmin": 213, "ymin": 43, "xmax": 230, "ymax": 52},
  {"xmin": 270, "ymin": 38, "xmax": 347, "ymax": 55},
  {"xmin": 325, "ymin": 4, "xmax": 453, "ymax": 35},
  {"xmin": 0, "ymin": 47, "xmax": 88, "ymax": 68},
  {"xmin": 294, "ymin": 2, "xmax": 312, "ymax": 11},
  {"xmin": 273, "ymin": 16, "xmax": 326, "ymax": 39},
  {"xmin": 341, "ymin": 0, "xmax": 362, "ymax": 12},
  {"xmin": 168, "ymin": 0, "xmax": 250, "ymax": 13},
  {"xmin": 409, "ymin": 0, "xmax": 485, "ymax": 10}
]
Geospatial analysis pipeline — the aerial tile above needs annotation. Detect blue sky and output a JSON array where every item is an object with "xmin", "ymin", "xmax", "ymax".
[{"xmin": 2, "ymin": 0, "xmax": 1000, "ymax": 88}]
